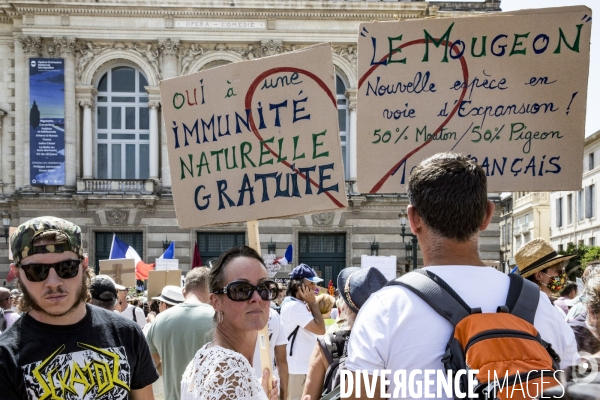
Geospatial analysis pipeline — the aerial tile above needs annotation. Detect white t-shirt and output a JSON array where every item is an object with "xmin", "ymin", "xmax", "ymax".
[
  {"xmin": 119, "ymin": 304, "xmax": 147, "ymax": 328},
  {"xmin": 280, "ymin": 297, "xmax": 318, "ymax": 374},
  {"xmin": 253, "ymin": 308, "xmax": 287, "ymax": 381},
  {"xmin": 346, "ymin": 266, "xmax": 579, "ymax": 399}
]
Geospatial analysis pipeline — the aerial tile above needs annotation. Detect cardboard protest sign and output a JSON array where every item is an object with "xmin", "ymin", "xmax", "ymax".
[
  {"xmin": 155, "ymin": 258, "xmax": 179, "ymax": 271},
  {"xmin": 357, "ymin": 6, "xmax": 591, "ymax": 193},
  {"xmin": 361, "ymin": 255, "xmax": 397, "ymax": 282},
  {"xmin": 147, "ymin": 270, "xmax": 182, "ymax": 300},
  {"xmin": 99, "ymin": 258, "xmax": 136, "ymax": 288},
  {"xmin": 160, "ymin": 43, "xmax": 347, "ymax": 228}
]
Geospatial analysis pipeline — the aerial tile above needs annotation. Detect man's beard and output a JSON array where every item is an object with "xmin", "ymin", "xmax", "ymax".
[{"xmin": 20, "ymin": 272, "xmax": 87, "ymax": 318}]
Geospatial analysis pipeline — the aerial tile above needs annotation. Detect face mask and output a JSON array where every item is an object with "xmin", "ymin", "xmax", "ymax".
[{"xmin": 541, "ymin": 271, "xmax": 567, "ymax": 294}]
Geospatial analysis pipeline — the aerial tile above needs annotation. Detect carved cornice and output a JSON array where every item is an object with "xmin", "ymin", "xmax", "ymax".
[
  {"xmin": 158, "ymin": 38, "xmax": 180, "ymax": 59},
  {"xmin": 18, "ymin": 35, "xmax": 42, "ymax": 56},
  {"xmin": 261, "ymin": 39, "xmax": 281, "ymax": 57},
  {"xmin": 52, "ymin": 36, "xmax": 77, "ymax": 58}
]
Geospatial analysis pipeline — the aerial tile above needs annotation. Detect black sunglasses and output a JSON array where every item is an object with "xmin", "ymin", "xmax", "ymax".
[
  {"xmin": 18, "ymin": 259, "xmax": 82, "ymax": 282},
  {"xmin": 213, "ymin": 280, "xmax": 279, "ymax": 302}
]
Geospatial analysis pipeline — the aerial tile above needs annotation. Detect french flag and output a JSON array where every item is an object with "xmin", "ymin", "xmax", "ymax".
[
  {"xmin": 274, "ymin": 244, "xmax": 293, "ymax": 265},
  {"xmin": 159, "ymin": 241, "xmax": 175, "ymax": 259},
  {"xmin": 109, "ymin": 235, "xmax": 155, "ymax": 280}
]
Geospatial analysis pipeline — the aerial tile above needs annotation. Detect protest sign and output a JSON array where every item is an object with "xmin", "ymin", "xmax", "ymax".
[
  {"xmin": 147, "ymin": 270, "xmax": 182, "ymax": 300},
  {"xmin": 99, "ymin": 258, "xmax": 136, "ymax": 288},
  {"xmin": 357, "ymin": 6, "xmax": 591, "ymax": 193},
  {"xmin": 361, "ymin": 255, "xmax": 397, "ymax": 282},
  {"xmin": 160, "ymin": 43, "xmax": 347, "ymax": 228},
  {"xmin": 155, "ymin": 258, "xmax": 179, "ymax": 271}
]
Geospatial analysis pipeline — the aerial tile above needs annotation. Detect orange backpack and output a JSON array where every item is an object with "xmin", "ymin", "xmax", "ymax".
[{"xmin": 389, "ymin": 270, "xmax": 562, "ymax": 400}]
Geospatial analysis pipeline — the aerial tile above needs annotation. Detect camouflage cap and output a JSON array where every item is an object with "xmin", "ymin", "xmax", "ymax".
[{"xmin": 10, "ymin": 216, "xmax": 83, "ymax": 264}]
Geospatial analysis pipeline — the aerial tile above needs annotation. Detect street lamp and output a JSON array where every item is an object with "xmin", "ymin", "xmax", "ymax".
[
  {"xmin": 371, "ymin": 238, "xmax": 379, "ymax": 256},
  {"xmin": 268, "ymin": 238, "xmax": 276, "ymax": 254},
  {"xmin": 1, "ymin": 211, "xmax": 10, "ymax": 244},
  {"xmin": 162, "ymin": 237, "xmax": 170, "ymax": 251},
  {"xmin": 399, "ymin": 210, "xmax": 418, "ymax": 271}
]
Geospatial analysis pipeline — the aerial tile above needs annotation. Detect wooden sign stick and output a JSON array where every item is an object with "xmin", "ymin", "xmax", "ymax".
[{"xmin": 246, "ymin": 219, "xmax": 273, "ymax": 391}]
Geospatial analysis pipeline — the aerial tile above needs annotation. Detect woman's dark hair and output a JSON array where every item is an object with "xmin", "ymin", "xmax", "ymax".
[
  {"xmin": 560, "ymin": 282, "xmax": 578, "ymax": 297},
  {"xmin": 286, "ymin": 279, "xmax": 305, "ymax": 298},
  {"xmin": 208, "ymin": 246, "xmax": 266, "ymax": 294},
  {"xmin": 150, "ymin": 299, "xmax": 159, "ymax": 314}
]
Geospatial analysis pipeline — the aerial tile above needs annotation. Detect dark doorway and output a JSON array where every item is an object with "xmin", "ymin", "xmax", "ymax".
[
  {"xmin": 298, "ymin": 233, "xmax": 346, "ymax": 288},
  {"xmin": 197, "ymin": 232, "xmax": 246, "ymax": 267},
  {"xmin": 95, "ymin": 232, "xmax": 143, "ymax": 274}
]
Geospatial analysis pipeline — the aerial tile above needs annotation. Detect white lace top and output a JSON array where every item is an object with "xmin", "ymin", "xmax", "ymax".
[{"xmin": 181, "ymin": 343, "xmax": 268, "ymax": 400}]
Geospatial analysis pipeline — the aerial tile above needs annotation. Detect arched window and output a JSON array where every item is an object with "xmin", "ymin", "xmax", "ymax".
[
  {"xmin": 336, "ymin": 74, "xmax": 349, "ymax": 180},
  {"xmin": 95, "ymin": 66, "xmax": 149, "ymax": 179}
]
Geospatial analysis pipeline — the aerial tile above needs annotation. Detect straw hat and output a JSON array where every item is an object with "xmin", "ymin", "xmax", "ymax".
[{"xmin": 515, "ymin": 238, "xmax": 575, "ymax": 278}]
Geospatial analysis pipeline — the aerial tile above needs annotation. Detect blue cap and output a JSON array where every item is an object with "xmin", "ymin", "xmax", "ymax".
[{"xmin": 289, "ymin": 263, "xmax": 323, "ymax": 283}]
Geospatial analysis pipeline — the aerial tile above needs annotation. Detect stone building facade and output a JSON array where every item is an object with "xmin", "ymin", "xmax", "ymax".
[{"xmin": 0, "ymin": 0, "xmax": 502, "ymax": 287}]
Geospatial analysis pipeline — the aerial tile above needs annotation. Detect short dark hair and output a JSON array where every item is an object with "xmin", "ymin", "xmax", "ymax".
[
  {"xmin": 208, "ymin": 246, "xmax": 266, "ymax": 294},
  {"xmin": 408, "ymin": 152, "xmax": 488, "ymax": 241},
  {"xmin": 286, "ymin": 279, "xmax": 305, "ymax": 298},
  {"xmin": 560, "ymin": 282, "xmax": 578, "ymax": 297}
]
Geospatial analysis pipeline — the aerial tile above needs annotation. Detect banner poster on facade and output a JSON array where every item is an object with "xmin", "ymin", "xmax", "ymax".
[
  {"xmin": 357, "ymin": 6, "xmax": 591, "ymax": 194},
  {"xmin": 160, "ymin": 43, "xmax": 348, "ymax": 228},
  {"xmin": 29, "ymin": 58, "xmax": 65, "ymax": 186}
]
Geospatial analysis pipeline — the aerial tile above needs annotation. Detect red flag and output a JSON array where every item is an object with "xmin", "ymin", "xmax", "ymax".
[
  {"xmin": 328, "ymin": 279, "xmax": 334, "ymax": 296},
  {"xmin": 192, "ymin": 242, "xmax": 203, "ymax": 269},
  {"xmin": 136, "ymin": 262, "xmax": 155, "ymax": 280}
]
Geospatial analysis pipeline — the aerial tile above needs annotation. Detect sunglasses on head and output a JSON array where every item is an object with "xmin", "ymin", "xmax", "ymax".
[
  {"xmin": 213, "ymin": 280, "xmax": 279, "ymax": 302},
  {"xmin": 18, "ymin": 259, "xmax": 82, "ymax": 282}
]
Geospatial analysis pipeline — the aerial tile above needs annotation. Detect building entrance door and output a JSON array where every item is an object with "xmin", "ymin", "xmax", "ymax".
[{"xmin": 298, "ymin": 233, "xmax": 346, "ymax": 288}]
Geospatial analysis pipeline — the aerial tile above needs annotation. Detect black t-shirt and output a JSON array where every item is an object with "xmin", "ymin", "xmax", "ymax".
[
  {"xmin": 0, "ymin": 304, "xmax": 159, "ymax": 399},
  {"xmin": 568, "ymin": 311, "xmax": 600, "ymax": 355}
]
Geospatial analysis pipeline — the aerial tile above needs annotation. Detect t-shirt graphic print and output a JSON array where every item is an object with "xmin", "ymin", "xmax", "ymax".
[{"xmin": 22, "ymin": 342, "xmax": 131, "ymax": 400}]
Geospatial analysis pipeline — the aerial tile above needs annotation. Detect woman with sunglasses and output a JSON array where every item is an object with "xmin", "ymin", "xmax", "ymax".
[{"xmin": 181, "ymin": 246, "xmax": 282, "ymax": 400}]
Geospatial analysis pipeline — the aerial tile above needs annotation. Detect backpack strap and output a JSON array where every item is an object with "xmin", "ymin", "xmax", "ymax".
[
  {"xmin": 0, "ymin": 308, "xmax": 5, "ymax": 331},
  {"xmin": 287, "ymin": 325, "xmax": 300, "ymax": 357},
  {"xmin": 318, "ymin": 335, "xmax": 336, "ymax": 365},
  {"xmin": 386, "ymin": 269, "xmax": 471, "ymax": 327},
  {"xmin": 505, "ymin": 273, "xmax": 540, "ymax": 325}
]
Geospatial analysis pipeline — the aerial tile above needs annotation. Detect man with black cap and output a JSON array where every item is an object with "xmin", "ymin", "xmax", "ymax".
[
  {"xmin": 89, "ymin": 274, "xmax": 120, "ymax": 311},
  {"xmin": 280, "ymin": 263, "xmax": 326, "ymax": 400},
  {"xmin": 0, "ymin": 216, "xmax": 158, "ymax": 399}
]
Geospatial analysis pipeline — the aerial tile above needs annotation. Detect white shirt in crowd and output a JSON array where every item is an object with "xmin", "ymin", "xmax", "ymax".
[
  {"xmin": 253, "ymin": 308, "xmax": 287, "ymax": 382},
  {"xmin": 280, "ymin": 297, "xmax": 318, "ymax": 374},
  {"xmin": 119, "ymin": 303, "xmax": 146, "ymax": 328},
  {"xmin": 346, "ymin": 266, "xmax": 579, "ymax": 400}
]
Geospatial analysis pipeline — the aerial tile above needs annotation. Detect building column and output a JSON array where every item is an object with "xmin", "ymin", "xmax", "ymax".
[
  {"xmin": 16, "ymin": 36, "xmax": 43, "ymax": 192},
  {"xmin": 157, "ymin": 39, "xmax": 179, "ymax": 192},
  {"xmin": 80, "ymin": 100, "xmax": 94, "ymax": 179},
  {"xmin": 76, "ymin": 86, "xmax": 97, "ymax": 182},
  {"xmin": 55, "ymin": 37, "xmax": 77, "ymax": 191},
  {"xmin": 0, "ymin": 110, "xmax": 5, "ymax": 195},
  {"xmin": 148, "ymin": 101, "xmax": 160, "ymax": 179},
  {"xmin": 346, "ymin": 89, "xmax": 358, "ymax": 187}
]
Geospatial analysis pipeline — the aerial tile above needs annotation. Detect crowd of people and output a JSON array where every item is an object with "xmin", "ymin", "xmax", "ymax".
[{"xmin": 0, "ymin": 153, "xmax": 599, "ymax": 399}]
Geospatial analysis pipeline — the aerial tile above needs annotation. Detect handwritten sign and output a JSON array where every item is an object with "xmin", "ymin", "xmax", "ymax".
[
  {"xmin": 99, "ymin": 258, "xmax": 136, "ymax": 288},
  {"xmin": 160, "ymin": 43, "xmax": 348, "ymax": 228},
  {"xmin": 155, "ymin": 258, "xmax": 179, "ymax": 271},
  {"xmin": 148, "ymin": 270, "xmax": 182, "ymax": 300},
  {"xmin": 357, "ymin": 6, "xmax": 591, "ymax": 193},
  {"xmin": 360, "ymin": 255, "xmax": 397, "ymax": 282}
]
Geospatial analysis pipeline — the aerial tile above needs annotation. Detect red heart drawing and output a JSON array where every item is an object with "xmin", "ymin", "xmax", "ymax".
[
  {"xmin": 358, "ymin": 38, "xmax": 470, "ymax": 193},
  {"xmin": 244, "ymin": 67, "xmax": 345, "ymax": 208}
]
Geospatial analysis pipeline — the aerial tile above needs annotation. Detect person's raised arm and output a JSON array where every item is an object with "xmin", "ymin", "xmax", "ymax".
[
  {"xmin": 296, "ymin": 285, "xmax": 325, "ymax": 335},
  {"xmin": 274, "ymin": 345, "xmax": 288, "ymax": 400},
  {"xmin": 302, "ymin": 343, "xmax": 329, "ymax": 400}
]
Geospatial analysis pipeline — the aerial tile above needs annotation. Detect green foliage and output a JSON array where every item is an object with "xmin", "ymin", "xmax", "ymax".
[{"xmin": 558, "ymin": 244, "xmax": 600, "ymax": 279}]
